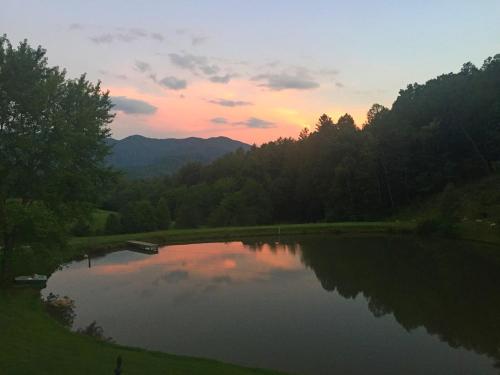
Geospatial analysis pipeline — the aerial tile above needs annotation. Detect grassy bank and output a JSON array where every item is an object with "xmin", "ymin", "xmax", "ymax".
[
  {"xmin": 71, "ymin": 221, "xmax": 415, "ymax": 253},
  {"xmin": 0, "ymin": 289, "xmax": 285, "ymax": 375},
  {"xmin": 0, "ymin": 221, "xmax": 413, "ymax": 375}
]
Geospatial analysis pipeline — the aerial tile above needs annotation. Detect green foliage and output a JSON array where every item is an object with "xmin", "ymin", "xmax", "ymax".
[
  {"xmin": 155, "ymin": 197, "xmax": 171, "ymax": 230},
  {"xmin": 71, "ymin": 217, "xmax": 92, "ymax": 237},
  {"xmin": 0, "ymin": 36, "xmax": 114, "ymax": 272},
  {"xmin": 120, "ymin": 200, "xmax": 158, "ymax": 233},
  {"xmin": 175, "ymin": 200, "xmax": 202, "ymax": 229},
  {"xmin": 2, "ymin": 200, "xmax": 65, "ymax": 248},
  {"xmin": 416, "ymin": 218, "xmax": 457, "ymax": 237},
  {"xmin": 104, "ymin": 213, "xmax": 121, "ymax": 234}
]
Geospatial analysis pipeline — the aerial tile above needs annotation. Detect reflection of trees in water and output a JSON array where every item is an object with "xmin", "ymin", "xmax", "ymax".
[
  {"xmin": 44, "ymin": 293, "xmax": 113, "ymax": 342},
  {"xmin": 308, "ymin": 237, "xmax": 500, "ymax": 368},
  {"xmin": 247, "ymin": 236, "xmax": 500, "ymax": 369},
  {"xmin": 241, "ymin": 237, "xmax": 301, "ymax": 255}
]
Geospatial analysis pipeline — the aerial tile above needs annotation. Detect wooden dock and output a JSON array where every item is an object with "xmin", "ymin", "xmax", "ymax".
[{"xmin": 126, "ymin": 240, "xmax": 159, "ymax": 254}]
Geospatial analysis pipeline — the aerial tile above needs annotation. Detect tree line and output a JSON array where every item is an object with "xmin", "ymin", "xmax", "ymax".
[{"xmin": 102, "ymin": 54, "xmax": 500, "ymax": 232}]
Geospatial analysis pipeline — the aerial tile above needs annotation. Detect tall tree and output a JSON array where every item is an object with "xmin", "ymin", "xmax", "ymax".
[{"xmin": 0, "ymin": 36, "xmax": 114, "ymax": 275}]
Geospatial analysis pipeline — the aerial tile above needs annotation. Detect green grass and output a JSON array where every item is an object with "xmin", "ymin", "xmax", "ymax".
[
  {"xmin": 1, "ymin": 221, "xmax": 413, "ymax": 375},
  {"xmin": 0, "ymin": 289, "xmax": 285, "ymax": 375},
  {"xmin": 90, "ymin": 209, "xmax": 116, "ymax": 233}
]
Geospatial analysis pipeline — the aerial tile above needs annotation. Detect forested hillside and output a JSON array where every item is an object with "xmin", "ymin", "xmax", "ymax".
[
  {"xmin": 101, "ymin": 55, "xmax": 500, "ymax": 232},
  {"xmin": 106, "ymin": 135, "xmax": 250, "ymax": 178}
]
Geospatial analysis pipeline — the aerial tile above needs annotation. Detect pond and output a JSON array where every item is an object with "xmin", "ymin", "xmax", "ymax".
[{"xmin": 42, "ymin": 236, "xmax": 500, "ymax": 375}]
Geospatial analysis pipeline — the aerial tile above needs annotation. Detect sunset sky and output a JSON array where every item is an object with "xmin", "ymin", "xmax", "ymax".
[{"xmin": 2, "ymin": 0, "xmax": 500, "ymax": 144}]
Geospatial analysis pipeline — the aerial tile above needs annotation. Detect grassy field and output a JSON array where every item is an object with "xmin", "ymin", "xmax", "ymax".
[
  {"xmin": 89, "ymin": 209, "xmax": 116, "ymax": 234},
  {"xmin": 0, "ymin": 221, "xmax": 414, "ymax": 375}
]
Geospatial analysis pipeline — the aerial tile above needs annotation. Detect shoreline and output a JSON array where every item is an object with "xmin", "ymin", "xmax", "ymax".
[{"xmin": 3, "ymin": 221, "xmax": 500, "ymax": 374}]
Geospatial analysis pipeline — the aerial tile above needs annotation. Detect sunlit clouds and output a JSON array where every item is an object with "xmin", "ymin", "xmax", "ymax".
[{"xmin": 4, "ymin": 1, "xmax": 497, "ymax": 143}]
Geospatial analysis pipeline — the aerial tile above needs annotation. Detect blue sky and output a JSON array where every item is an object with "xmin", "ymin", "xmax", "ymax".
[{"xmin": 2, "ymin": 0, "xmax": 499, "ymax": 143}]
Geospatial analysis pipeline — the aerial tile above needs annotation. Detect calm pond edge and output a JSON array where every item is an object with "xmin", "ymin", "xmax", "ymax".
[{"xmin": 2, "ymin": 221, "xmax": 499, "ymax": 375}]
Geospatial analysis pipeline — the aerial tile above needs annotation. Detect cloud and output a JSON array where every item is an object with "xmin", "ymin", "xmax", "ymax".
[
  {"xmin": 135, "ymin": 60, "xmax": 152, "ymax": 73},
  {"xmin": 210, "ymin": 117, "xmax": 228, "ymax": 124},
  {"xmin": 319, "ymin": 68, "xmax": 340, "ymax": 76},
  {"xmin": 168, "ymin": 52, "xmax": 219, "ymax": 76},
  {"xmin": 133, "ymin": 60, "xmax": 187, "ymax": 90},
  {"xmin": 111, "ymin": 96, "xmax": 157, "ymax": 115},
  {"xmin": 69, "ymin": 23, "xmax": 84, "ymax": 30},
  {"xmin": 191, "ymin": 35, "xmax": 208, "ymax": 46},
  {"xmin": 252, "ymin": 72, "xmax": 319, "ymax": 91},
  {"xmin": 208, "ymin": 98, "xmax": 252, "ymax": 107},
  {"xmin": 159, "ymin": 76, "xmax": 187, "ymax": 90},
  {"xmin": 90, "ymin": 33, "xmax": 116, "ymax": 44},
  {"xmin": 233, "ymin": 117, "xmax": 276, "ymax": 129},
  {"xmin": 209, "ymin": 74, "xmax": 232, "ymax": 84},
  {"xmin": 169, "ymin": 52, "xmax": 204, "ymax": 71},
  {"xmin": 151, "ymin": 32, "xmax": 164, "ymax": 41},
  {"xmin": 200, "ymin": 64, "xmax": 219, "ymax": 75},
  {"xmin": 98, "ymin": 70, "xmax": 128, "ymax": 80},
  {"xmin": 90, "ymin": 28, "xmax": 164, "ymax": 44}
]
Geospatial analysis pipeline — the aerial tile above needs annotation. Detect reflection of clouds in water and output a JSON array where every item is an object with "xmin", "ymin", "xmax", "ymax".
[
  {"xmin": 223, "ymin": 259, "xmax": 236, "ymax": 269},
  {"xmin": 162, "ymin": 270, "xmax": 189, "ymax": 284},
  {"xmin": 251, "ymin": 268, "xmax": 304, "ymax": 284},
  {"xmin": 138, "ymin": 288, "xmax": 155, "ymax": 299},
  {"xmin": 91, "ymin": 242, "xmax": 303, "ymax": 287},
  {"xmin": 268, "ymin": 268, "xmax": 304, "ymax": 281},
  {"xmin": 202, "ymin": 284, "xmax": 219, "ymax": 294},
  {"xmin": 151, "ymin": 269, "xmax": 189, "ymax": 286},
  {"xmin": 44, "ymin": 238, "xmax": 500, "ymax": 374},
  {"xmin": 172, "ymin": 288, "xmax": 198, "ymax": 305},
  {"xmin": 212, "ymin": 275, "xmax": 233, "ymax": 284}
]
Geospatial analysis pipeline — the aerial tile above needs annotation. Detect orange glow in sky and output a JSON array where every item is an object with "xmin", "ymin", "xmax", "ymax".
[
  {"xmin": 5, "ymin": 1, "xmax": 498, "ymax": 145},
  {"xmin": 105, "ymin": 77, "xmax": 368, "ymax": 145}
]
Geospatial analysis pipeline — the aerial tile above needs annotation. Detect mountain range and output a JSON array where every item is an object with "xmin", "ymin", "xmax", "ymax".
[{"xmin": 106, "ymin": 135, "xmax": 250, "ymax": 178}]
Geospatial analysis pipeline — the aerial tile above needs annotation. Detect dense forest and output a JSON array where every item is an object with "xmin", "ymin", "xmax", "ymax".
[{"xmin": 99, "ymin": 55, "xmax": 500, "ymax": 233}]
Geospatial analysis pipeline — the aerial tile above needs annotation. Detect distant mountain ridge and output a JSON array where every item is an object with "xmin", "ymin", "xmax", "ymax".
[{"xmin": 106, "ymin": 135, "xmax": 250, "ymax": 178}]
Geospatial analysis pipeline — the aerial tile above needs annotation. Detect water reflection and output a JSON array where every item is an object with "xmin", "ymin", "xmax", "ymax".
[
  {"xmin": 42, "ymin": 236, "xmax": 500, "ymax": 375},
  {"xmin": 294, "ymin": 237, "xmax": 500, "ymax": 371}
]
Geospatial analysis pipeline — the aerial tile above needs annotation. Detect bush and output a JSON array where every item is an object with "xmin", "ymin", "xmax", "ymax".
[
  {"xmin": 71, "ymin": 218, "xmax": 91, "ymax": 237},
  {"xmin": 120, "ymin": 200, "xmax": 158, "ymax": 233},
  {"xmin": 416, "ymin": 218, "xmax": 457, "ymax": 237},
  {"xmin": 105, "ymin": 213, "xmax": 122, "ymax": 234}
]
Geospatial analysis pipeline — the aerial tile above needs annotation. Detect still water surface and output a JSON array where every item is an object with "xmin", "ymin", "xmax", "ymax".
[{"xmin": 42, "ymin": 236, "xmax": 500, "ymax": 375}]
